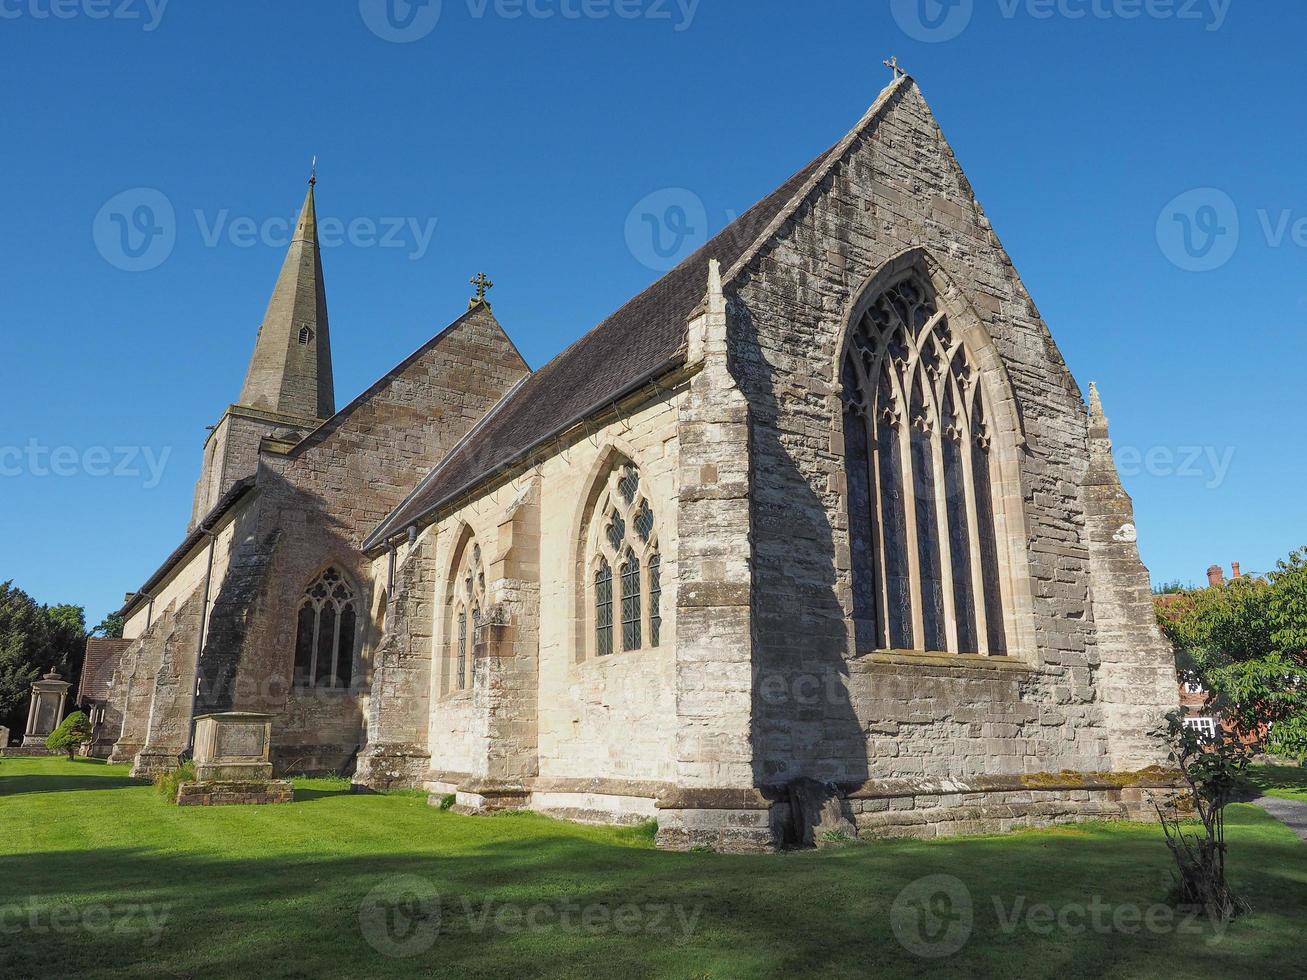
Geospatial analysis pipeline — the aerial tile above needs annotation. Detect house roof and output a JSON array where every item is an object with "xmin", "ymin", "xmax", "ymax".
[
  {"xmin": 363, "ymin": 74, "xmax": 913, "ymax": 551},
  {"xmin": 118, "ymin": 477, "xmax": 256, "ymax": 619},
  {"xmin": 79, "ymin": 638, "xmax": 132, "ymax": 703}
]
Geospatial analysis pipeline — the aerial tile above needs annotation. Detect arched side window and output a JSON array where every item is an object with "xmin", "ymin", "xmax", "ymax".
[
  {"xmin": 841, "ymin": 271, "xmax": 1008, "ymax": 656},
  {"xmin": 447, "ymin": 539, "xmax": 486, "ymax": 692},
  {"xmin": 588, "ymin": 462, "xmax": 661, "ymax": 657},
  {"xmin": 293, "ymin": 566, "xmax": 358, "ymax": 688}
]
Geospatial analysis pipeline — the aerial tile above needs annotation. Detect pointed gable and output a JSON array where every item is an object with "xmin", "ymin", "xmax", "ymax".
[{"xmin": 365, "ymin": 75, "xmax": 913, "ymax": 550}]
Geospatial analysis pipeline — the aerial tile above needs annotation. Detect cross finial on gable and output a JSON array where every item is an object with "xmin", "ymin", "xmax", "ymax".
[
  {"xmin": 470, "ymin": 272, "xmax": 494, "ymax": 309},
  {"xmin": 884, "ymin": 56, "xmax": 906, "ymax": 79}
]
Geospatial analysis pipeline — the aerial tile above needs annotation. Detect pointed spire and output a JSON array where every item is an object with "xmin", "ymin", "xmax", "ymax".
[
  {"xmin": 1086, "ymin": 382, "xmax": 1123, "ymax": 490},
  {"xmin": 237, "ymin": 173, "xmax": 335, "ymax": 420},
  {"xmin": 1087, "ymin": 381, "xmax": 1109, "ymax": 440}
]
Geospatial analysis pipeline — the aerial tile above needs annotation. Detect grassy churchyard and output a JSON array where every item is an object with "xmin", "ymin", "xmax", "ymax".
[{"xmin": 2, "ymin": 757, "xmax": 1304, "ymax": 979}]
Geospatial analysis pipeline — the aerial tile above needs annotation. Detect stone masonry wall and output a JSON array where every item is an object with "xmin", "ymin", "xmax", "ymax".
[
  {"xmin": 728, "ymin": 80, "xmax": 1117, "ymax": 789},
  {"xmin": 211, "ymin": 303, "xmax": 528, "ymax": 773}
]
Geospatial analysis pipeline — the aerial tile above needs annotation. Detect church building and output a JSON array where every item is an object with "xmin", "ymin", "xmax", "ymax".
[{"xmin": 99, "ymin": 74, "xmax": 1179, "ymax": 850}]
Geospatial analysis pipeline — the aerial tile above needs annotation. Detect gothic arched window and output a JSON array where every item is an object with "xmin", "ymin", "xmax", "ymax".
[
  {"xmin": 589, "ymin": 462, "xmax": 662, "ymax": 657},
  {"xmin": 841, "ymin": 272, "xmax": 1008, "ymax": 656},
  {"xmin": 448, "ymin": 539, "xmax": 486, "ymax": 691},
  {"xmin": 293, "ymin": 566, "xmax": 358, "ymax": 688}
]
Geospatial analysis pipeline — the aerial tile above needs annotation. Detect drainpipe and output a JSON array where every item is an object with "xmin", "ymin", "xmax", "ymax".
[
  {"xmin": 387, "ymin": 543, "xmax": 397, "ymax": 596},
  {"xmin": 185, "ymin": 529, "xmax": 218, "ymax": 754}
]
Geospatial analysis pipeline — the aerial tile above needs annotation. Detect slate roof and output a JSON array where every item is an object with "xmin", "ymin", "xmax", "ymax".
[
  {"xmin": 364, "ymin": 128, "xmax": 852, "ymax": 551},
  {"xmin": 118, "ymin": 477, "xmax": 257, "ymax": 619},
  {"xmin": 79, "ymin": 638, "xmax": 132, "ymax": 703}
]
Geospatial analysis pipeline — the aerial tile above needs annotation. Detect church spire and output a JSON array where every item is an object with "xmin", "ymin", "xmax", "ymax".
[{"xmin": 237, "ymin": 170, "xmax": 335, "ymax": 421}]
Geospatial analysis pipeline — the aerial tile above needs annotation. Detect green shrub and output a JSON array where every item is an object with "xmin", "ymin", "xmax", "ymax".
[
  {"xmin": 45, "ymin": 711, "xmax": 93, "ymax": 759},
  {"xmin": 153, "ymin": 761, "xmax": 196, "ymax": 803}
]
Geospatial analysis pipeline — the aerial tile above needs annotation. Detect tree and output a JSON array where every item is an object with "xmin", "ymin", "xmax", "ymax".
[
  {"xmin": 1158, "ymin": 547, "xmax": 1307, "ymax": 760},
  {"xmin": 0, "ymin": 582, "xmax": 87, "ymax": 735},
  {"xmin": 91, "ymin": 611, "xmax": 125, "ymax": 639},
  {"xmin": 1156, "ymin": 710, "xmax": 1252, "ymax": 925},
  {"xmin": 45, "ymin": 710, "xmax": 93, "ymax": 760}
]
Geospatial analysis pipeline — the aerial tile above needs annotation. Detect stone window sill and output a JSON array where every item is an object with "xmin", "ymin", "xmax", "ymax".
[{"xmin": 858, "ymin": 649, "xmax": 1033, "ymax": 672}]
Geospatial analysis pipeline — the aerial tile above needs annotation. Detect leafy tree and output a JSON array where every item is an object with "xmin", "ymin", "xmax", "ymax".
[
  {"xmin": 0, "ymin": 582, "xmax": 86, "ymax": 735},
  {"xmin": 1158, "ymin": 547, "xmax": 1307, "ymax": 760},
  {"xmin": 45, "ymin": 709, "xmax": 93, "ymax": 759},
  {"xmin": 1156, "ymin": 710, "xmax": 1252, "ymax": 924},
  {"xmin": 91, "ymin": 611, "xmax": 125, "ymax": 639}
]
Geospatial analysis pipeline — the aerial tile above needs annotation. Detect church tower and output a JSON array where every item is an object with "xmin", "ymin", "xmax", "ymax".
[{"xmin": 189, "ymin": 173, "xmax": 336, "ymax": 528}]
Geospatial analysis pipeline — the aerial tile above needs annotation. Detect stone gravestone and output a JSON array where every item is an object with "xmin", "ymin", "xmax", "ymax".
[
  {"xmin": 176, "ymin": 712, "xmax": 293, "ymax": 806},
  {"xmin": 23, "ymin": 670, "xmax": 70, "ymax": 747},
  {"xmin": 0, "ymin": 726, "xmax": 9, "ymax": 749}
]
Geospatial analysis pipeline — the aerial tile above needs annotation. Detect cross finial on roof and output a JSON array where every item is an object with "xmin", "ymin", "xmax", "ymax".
[
  {"xmin": 470, "ymin": 272, "xmax": 494, "ymax": 309},
  {"xmin": 309, "ymin": 155, "xmax": 317, "ymax": 187},
  {"xmin": 884, "ymin": 56, "xmax": 906, "ymax": 79}
]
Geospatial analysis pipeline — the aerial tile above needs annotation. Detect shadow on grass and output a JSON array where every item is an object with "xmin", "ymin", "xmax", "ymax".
[
  {"xmin": 0, "ymin": 808, "xmax": 1303, "ymax": 979},
  {"xmin": 293, "ymin": 786, "xmax": 355, "ymax": 802},
  {"xmin": 0, "ymin": 772, "xmax": 145, "ymax": 796}
]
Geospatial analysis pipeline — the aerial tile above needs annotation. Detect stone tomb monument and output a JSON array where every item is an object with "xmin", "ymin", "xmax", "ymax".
[
  {"xmin": 176, "ymin": 712, "xmax": 293, "ymax": 806},
  {"xmin": 23, "ymin": 670, "xmax": 70, "ymax": 747}
]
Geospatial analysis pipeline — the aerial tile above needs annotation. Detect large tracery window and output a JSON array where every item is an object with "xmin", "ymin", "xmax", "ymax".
[
  {"xmin": 842, "ymin": 271, "xmax": 1008, "ymax": 656},
  {"xmin": 446, "ymin": 538, "xmax": 486, "ymax": 692},
  {"xmin": 293, "ymin": 566, "xmax": 358, "ymax": 688},
  {"xmin": 590, "ymin": 462, "xmax": 662, "ymax": 657}
]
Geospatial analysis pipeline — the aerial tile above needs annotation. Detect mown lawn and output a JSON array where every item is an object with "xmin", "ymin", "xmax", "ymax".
[
  {"xmin": 1242, "ymin": 763, "xmax": 1307, "ymax": 802},
  {"xmin": 1, "ymin": 757, "xmax": 1303, "ymax": 979}
]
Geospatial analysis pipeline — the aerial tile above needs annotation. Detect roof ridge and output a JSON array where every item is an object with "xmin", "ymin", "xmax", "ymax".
[
  {"xmin": 721, "ymin": 74, "xmax": 912, "ymax": 288},
  {"xmin": 287, "ymin": 302, "xmax": 519, "ymax": 458}
]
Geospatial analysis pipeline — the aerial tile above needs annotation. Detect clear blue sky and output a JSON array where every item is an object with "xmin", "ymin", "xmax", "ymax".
[{"xmin": 2, "ymin": 0, "xmax": 1302, "ymax": 626}]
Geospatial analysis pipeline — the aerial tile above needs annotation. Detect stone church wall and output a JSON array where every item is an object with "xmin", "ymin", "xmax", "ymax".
[
  {"xmin": 211, "ymin": 304, "xmax": 529, "ymax": 774},
  {"xmin": 408, "ymin": 381, "xmax": 687, "ymax": 816},
  {"xmin": 726, "ymin": 81, "xmax": 1118, "ymax": 793}
]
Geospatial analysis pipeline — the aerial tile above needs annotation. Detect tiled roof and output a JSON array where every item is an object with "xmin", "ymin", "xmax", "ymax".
[
  {"xmin": 79, "ymin": 638, "xmax": 131, "ymax": 702},
  {"xmin": 118, "ymin": 477, "xmax": 257, "ymax": 619}
]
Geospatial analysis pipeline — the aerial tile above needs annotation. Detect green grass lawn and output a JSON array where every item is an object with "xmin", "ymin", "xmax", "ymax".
[
  {"xmin": 1241, "ymin": 763, "xmax": 1307, "ymax": 802},
  {"xmin": 1, "ymin": 757, "xmax": 1303, "ymax": 979}
]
